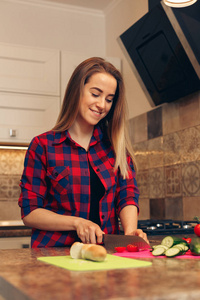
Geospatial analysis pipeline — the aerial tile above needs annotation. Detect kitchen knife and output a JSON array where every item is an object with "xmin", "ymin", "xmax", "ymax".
[{"xmin": 102, "ymin": 234, "xmax": 150, "ymax": 250}]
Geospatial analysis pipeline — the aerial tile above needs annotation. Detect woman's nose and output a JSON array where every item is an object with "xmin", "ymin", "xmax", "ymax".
[{"xmin": 96, "ymin": 97, "xmax": 106, "ymax": 109}]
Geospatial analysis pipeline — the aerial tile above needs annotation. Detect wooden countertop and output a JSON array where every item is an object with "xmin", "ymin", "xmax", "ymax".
[{"xmin": 0, "ymin": 245, "xmax": 200, "ymax": 300}]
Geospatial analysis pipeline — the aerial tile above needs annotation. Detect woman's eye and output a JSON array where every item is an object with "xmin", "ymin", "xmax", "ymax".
[
  {"xmin": 92, "ymin": 93, "xmax": 99, "ymax": 97},
  {"xmin": 106, "ymin": 98, "xmax": 113, "ymax": 103}
]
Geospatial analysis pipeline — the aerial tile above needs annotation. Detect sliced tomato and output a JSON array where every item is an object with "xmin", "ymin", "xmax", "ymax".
[
  {"xmin": 126, "ymin": 244, "xmax": 139, "ymax": 252},
  {"xmin": 115, "ymin": 246, "xmax": 126, "ymax": 253}
]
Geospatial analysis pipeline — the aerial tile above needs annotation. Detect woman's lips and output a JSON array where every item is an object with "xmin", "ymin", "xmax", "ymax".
[{"xmin": 90, "ymin": 108, "xmax": 102, "ymax": 116}]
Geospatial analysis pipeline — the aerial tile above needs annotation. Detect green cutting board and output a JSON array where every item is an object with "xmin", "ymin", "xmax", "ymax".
[{"xmin": 37, "ymin": 254, "xmax": 152, "ymax": 272}]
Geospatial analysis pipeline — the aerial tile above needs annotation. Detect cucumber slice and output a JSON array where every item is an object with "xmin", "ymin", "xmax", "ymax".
[
  {"xmin": 172, "ymin": 245, "xmax": 186, "ymax": 255},
  {"xmin": 152, "ymin": 245, "xmax": 169, "ymax": 250},
  {"xmin": 173, "ymin": 244, "xmax": 185, "ymax": 251},
  {"xmin": 165, "ymin": 247, "xmax": 181, "ymax": 257},
  {"xmin": 161, "ymin": 236, "xmax": 186, "ymax": 248},
  {"xmin": 152, "ymin": 247, "xmax": 166, "ymax": 256}
]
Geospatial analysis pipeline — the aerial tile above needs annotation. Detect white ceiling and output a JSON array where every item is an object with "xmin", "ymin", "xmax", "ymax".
[{"xmin": 40, "ymin": 0, "xmax": 114, "ymax": 11}]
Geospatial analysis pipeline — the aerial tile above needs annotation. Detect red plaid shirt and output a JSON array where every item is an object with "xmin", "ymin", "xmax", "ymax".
[{"xmin": 19, "ymin": 126, "xmax": 139, "ymax": 247}]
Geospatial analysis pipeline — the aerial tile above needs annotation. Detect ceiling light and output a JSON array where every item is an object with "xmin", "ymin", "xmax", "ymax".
[{"xmin": 163, "ymin": 0, "xmax": 198, "ymax": 8}]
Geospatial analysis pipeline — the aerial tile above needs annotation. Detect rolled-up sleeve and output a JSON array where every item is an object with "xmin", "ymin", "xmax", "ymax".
[
  {"xmin": 115, "ymin": 156, "xmax": 140, "ymax": 215},
  {"xmin": 18, "ymin": 136, "xmax": 47, "ymax": 218}
]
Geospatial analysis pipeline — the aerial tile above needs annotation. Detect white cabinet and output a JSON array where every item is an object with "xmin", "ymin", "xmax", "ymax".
[
  {"xmin": 0, "ymin": 43, "xmax": 60, "ymax": 96},
  {"xmin": 0, "ymin": 237, "xmax": 31, "ymax": 249},
  {"xmin": 0, "ymin": 43, "xmax": 60, "ymax": 144},
  {"xmin": 0, "ymin": 92, "xmax": 60, "ymax": 144}
]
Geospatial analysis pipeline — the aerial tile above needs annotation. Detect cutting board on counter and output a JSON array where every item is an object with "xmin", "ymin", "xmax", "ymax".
[
  {"xmin": 37, "ymin": 254, "xmax": 152, "ymax": 272},
  {"xmin": 113, "ymin": 249, "xmax": 200, "ymax": 259}
]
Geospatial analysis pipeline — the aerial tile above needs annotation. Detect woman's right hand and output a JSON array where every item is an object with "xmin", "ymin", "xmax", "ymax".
[{"xmin": 74, "ymin": 218, "xmax": 104, "ymax": 244}]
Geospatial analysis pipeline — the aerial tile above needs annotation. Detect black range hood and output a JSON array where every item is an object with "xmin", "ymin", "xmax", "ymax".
[{"xmin": 118, "ymin": 0, "xmax": 200, "ymax": 106}]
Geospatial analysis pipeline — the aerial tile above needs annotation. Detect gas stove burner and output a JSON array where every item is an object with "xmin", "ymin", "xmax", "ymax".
[
  {"xmin": 156, "ymin": 223, "xmax": 164, "ymax": 228},
  {"xmin": 183, "ymin": 224, "xmax": 192, "ymax": 229},
  {"xmin": 147, "ymin": 226, "xmax": 157, "ymax": 230},
  {"xmin": 138, "ymin": 219, "xmax": 197, "ymax": 235}
]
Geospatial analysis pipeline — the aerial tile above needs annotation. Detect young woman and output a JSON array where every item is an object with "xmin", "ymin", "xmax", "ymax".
[{"xmin": 18, "ymin": 57, "xmax": 148, "ymax": 247}]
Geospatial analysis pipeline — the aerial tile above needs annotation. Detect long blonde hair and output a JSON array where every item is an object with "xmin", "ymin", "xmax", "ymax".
[{"xmin": 52, "ymin": 57, "xmax": 136, "ymax": 178}]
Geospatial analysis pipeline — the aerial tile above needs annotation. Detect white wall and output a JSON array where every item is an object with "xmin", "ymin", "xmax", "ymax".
[
  {"xmin": 0, "ymin": 0, "xmax": 106, "ymax": 57},
  {"xmin": 105, "ymin": 0, "xmax": 152, "ymax": 119}
]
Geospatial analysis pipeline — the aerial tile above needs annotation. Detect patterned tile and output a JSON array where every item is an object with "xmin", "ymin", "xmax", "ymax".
[
  {"xmin": 182, "ymin": 161, "xmax": 200, "ymax": 196},
  {"xmin": 148, "ymin": 137, "xmax": 163, "ymax": 169},
  {"xmin": 136, "ymin": 170, "xmax": 149, "ymax": 198},
  {"xmin": 0, "ymin": 175, "xmax": 21, "ymax": 200},
  {"xmin": 133, "ymin": 141, "xmax": 149, "ymax": 171},
  {"xmin": 165, "ymin": 165, "xmax": 182, "ymax": 198},
  {"xmin": 162, "ymin": 101, "xmax": 180, "ymax": 135},
  {"xmin": 149, "ymin": 167, "xmax": 165, "ymax": 198},
  {"xmin": 179, "ymin": 126, "xmax": 200, "ymax": 163},
  {"xmin": 129, "ymin": 113, "xmax": 147, "ymax": 144},
  {"xmin": 138, "ymin": 198, "xmax": 150, "ymax": 220},
  {"xmin": 165, "ymin": 197, "xmax": 183, "ymax": 219},
  {"xmin": 163, "ymin": 132, "xmax": 181, "ymax": 166},
  {"xmin": 183, "ymin": 197, "xmax": 200, "ymax": 220},
  {"xmin": 150, "ymin": 198, "xmax": 165, "ymax": 219},
  {"xmin": 0, "ymin": 200, "xmax": 21, "ymax": 220},
  {"xmin": 147, "ymin": 106, "xmax": 163, "ymax": 140},
  {"xmin": 179, "ymin": 93, "xmax": 200, "ymax": 130},
  {"xmin": 0, "ymin": 149, "xmax": 26, "ymax": 175}
]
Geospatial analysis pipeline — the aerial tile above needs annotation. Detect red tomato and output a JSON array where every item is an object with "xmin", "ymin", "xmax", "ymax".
[
  {"xmin": 182, "ymin": 237, "xmax": 192, "ymax": 244},
  {"xmin": 126, "ymin": 244, "xmax": 139, "ymax": 252},
  {"xmin": 115, "ymin": 247, "xmax": 126, "ymax": 253},
  {"xmin": 194, "ymin": 224, "xmax": 200, "ymax": 237}
]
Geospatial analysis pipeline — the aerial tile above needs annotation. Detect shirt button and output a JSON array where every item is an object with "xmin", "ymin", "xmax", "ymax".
[
  {"xmin": 96, "ymin": 168, "xmax": 100, "ymax": 172},
  {"xmin": 54, "ymin": 172, "xmax": 59, "ymax": 177},
  {"xmin": 101, "ymin": 215, "xmax": 105, "ymax": 219}
]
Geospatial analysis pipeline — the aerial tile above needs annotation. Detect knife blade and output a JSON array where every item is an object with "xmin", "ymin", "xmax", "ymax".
[{"xmin": 102, "ymin": 234, "xmax": 150, "ymax": 250}]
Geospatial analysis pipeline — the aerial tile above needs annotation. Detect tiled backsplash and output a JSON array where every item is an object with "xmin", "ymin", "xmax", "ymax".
[
  {"xmin": 0, "ymin": 91, "xmax": 200, "ymax": 222},
  {"xmin": 129, "ymin": 91, "xmax": 200, "ymax": 221},
  {"xmin": 0, "ymin": 149, "xmax": 26, "ymax": 220}
]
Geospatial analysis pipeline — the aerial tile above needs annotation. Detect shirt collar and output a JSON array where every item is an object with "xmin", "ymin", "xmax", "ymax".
[{"xmin": 52, "ymin": 125, "xmax": 104, "ymax": 146}]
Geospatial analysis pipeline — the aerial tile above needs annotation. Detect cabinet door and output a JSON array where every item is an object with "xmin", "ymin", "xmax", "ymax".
[
  {"xmin": 0, "ymin": 93, "xmax": 60, "ymax": 144},
  {"xmin": 0, "ymin": 43, "xmax": 60, "ymax": 96}
]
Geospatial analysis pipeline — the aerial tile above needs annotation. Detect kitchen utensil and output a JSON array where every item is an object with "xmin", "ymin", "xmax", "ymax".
[
  {"xmin": 102, "ymin": 234, "xmax": 150, "ymax": 250},
  {"xmin": 37, "ymin": 254, "xmax": 152, "ymax": 272}
]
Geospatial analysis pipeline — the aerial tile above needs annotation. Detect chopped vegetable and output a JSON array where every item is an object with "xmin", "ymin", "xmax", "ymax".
[
  {"xmin": 152, "ymin": 247, "xmax": 166, "ymax": 256},
  {"xmin": 115, "ymin": 247, "xmax": 126, "ymax": 253},
  {"xmin": 126, "ymin": 244, "xmax": 138, "ymax": 252},
  {"xmin": 152, "ymin": 236, "xmax": 189, "ymax": 258},
  {"xmin": 182, "ymin": 237, "xmax": 192, "ymax": 244},
  {"xmin": 190, "ymin": 237, "xmax": 200, "ymax": 255},
  {"xmin": 161, "ymin": 236, "xmax": 187, "ymax": 248},
  {"xmin": 152, "ymin": 245, "xmax": 169, "ymax": 250},
  {"xmin": 165, "ymin": 247, "xmax": 181, "ymax": 257}
]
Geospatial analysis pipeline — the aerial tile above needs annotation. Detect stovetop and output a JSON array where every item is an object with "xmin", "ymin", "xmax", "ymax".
[{"xmin": 138, "ymin": 219, "xmax": 197, "ymax": 235}]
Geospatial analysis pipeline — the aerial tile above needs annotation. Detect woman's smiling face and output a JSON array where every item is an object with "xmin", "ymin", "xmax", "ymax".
[{"xmin": 76, "ymin": 72, "xmax": 117, "ymax": 129}]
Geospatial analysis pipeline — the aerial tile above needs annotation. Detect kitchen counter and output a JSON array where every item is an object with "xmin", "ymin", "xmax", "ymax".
[
  {"xmin": 0, "ymin": 220, "xmax": 31, "ymax": 238},
  {"xmin": 0, "ymin": 244, "xmax": 200, "ymax": 300}
]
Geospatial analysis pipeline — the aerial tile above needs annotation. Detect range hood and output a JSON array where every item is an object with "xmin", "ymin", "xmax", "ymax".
[{"xmin": 118, "ymin": 0, "xmax": 200, "ymax": 106}]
